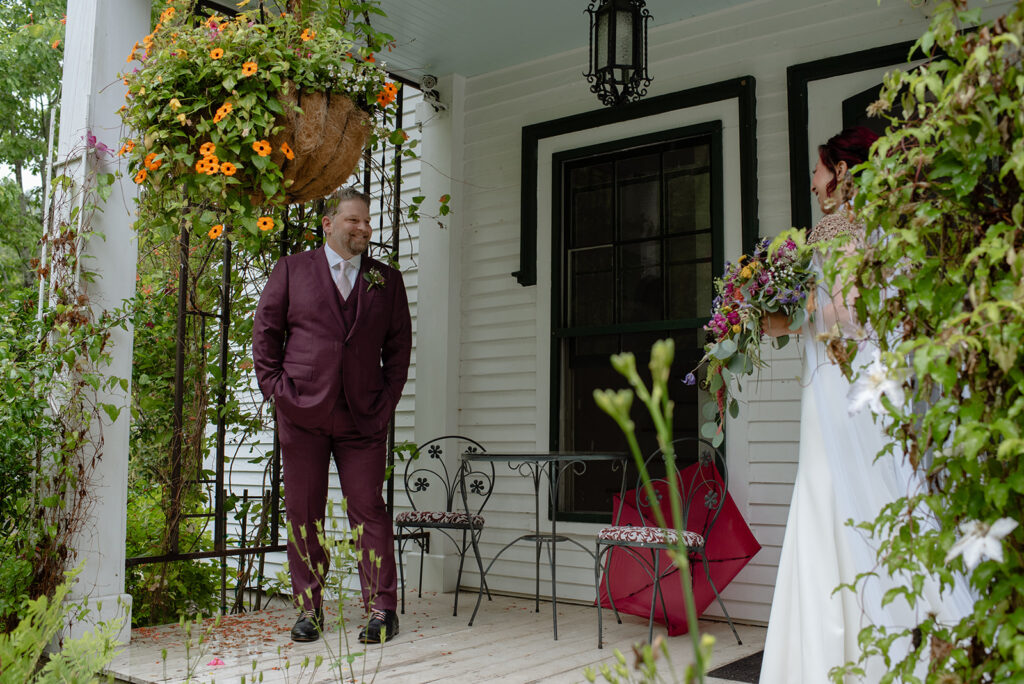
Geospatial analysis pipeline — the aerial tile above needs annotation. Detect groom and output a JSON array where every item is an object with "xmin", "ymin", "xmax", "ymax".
[{"xmin": 252, "ymin": 186, "xmax": 411, "ymax": 644}]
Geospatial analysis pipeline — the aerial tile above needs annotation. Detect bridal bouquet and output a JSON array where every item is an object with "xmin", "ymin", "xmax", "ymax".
[{"xmin": 691, "ymin": 229, "xmax": 814, "ymax": 444}]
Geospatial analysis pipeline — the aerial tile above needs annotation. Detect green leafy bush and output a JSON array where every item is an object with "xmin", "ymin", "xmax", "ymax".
[
  {"xmin": 0, "ymin": 567, "xmax": 122, "ymax": 683},
  {"xmin": 826, "ymin": 1, "xmax": 1024, "ymax": 680}
]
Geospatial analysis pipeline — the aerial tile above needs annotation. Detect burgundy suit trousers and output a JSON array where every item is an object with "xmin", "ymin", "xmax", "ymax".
[{"xmin": 277, "ymin": 394, "xmax": 397, "ymax": 613}]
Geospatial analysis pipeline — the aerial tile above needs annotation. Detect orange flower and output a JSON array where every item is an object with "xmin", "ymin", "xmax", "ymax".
[
  {"xmin": 252, "ymin": 140, "xmax": 271, "ymax": 157},
  {"xmin": 51, "ymin": 39, "xmax": 60, "ymax": 49},
  {"xmin": 210, "ymin": 47, "xmax": 224, "ymax": 60},
  {"xmin": 208, "ymin": 224, "xmax": 224, "ymax": 239},
  {"xmin": 200, "ymin": 142, "xmax": 216, "ymax": 156},
  {"xmin": 280, "ymin": 142, "xmax": 295, "ymax": 160},
  {"xmin": 202, "ymin": 155, "xmax": 220, "ymax": 175},
  {"xmin": 376, "ymin": 83, "xmax": 398, "ymax": 108},
  {"xmin": 257, "ymin": 216, "xmax": 274, "ymax": 231},
  {"xmin": 195, "ymin": 155, "xmax": 218, "ymax": 175},
  {"xmin": 144, "ymin": 152, "xmax": 162, "ymax": 170},
  {"xmin": 126, "ymin": 41, "xmax": 139, "ymax": 62},
  {"xmin": 365, "ymin": 54, "xmax": 376, "ymax": 63},
  {"xmin": 300, "ymin": 28, "xmax": 315, "ymax": 41},
  {"xmin": 134, "ymin": 169, "xmax": 148, "ymax": 184},
  {"xmin": 220, "ymin": 162, "xmax": 237, "ymax": 176},
  {"xmin": 241, "ymin": 61, "xmax": 257, "ymax": 77},
  {"xmin": 123, "ymin": 78, "xmax": 129, "ymax": 86},
  {"xmin": 212, "ymin": 102, "xmax": 233, "ymax": 123},
  {"xmin": 160, "ymin": 6, "xmax": 175, "ymax": 22},
  {"xmin": 142, "ymin": 34, "xmax": 154, "ymax": 49}
]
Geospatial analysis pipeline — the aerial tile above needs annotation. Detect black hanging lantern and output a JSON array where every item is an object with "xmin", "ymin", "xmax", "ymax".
[{"xmin": 584, "ymin": 0, "xmax": 653, "ymax": 107}]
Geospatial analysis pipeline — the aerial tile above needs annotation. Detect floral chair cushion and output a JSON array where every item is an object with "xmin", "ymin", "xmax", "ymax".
[
  {"xmin": 598, "ymin": 525, "xmax": 704, "ymax": 548},
  {"xmin": 395, "ymin": 510, "xmax": 484, "ymax": 528}
]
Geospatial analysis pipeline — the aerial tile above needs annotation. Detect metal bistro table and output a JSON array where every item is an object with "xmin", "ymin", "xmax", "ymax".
[{"xmin": 461, "ymin": 451, "xmax": 628, "ymax": 639}]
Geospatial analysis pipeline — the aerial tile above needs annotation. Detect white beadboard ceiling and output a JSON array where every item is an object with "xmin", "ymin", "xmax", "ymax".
[
  {"xmin": 208, "ymin": 1, "xmax": 755, "ymax": 83},
  {"xmin": 373, "ymin": 0, "xmax": 754, "ymax": 82}
]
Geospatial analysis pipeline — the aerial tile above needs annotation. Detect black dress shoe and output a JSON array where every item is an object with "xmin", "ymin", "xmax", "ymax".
[
  {"xmin": 358, "ymin": 609, "xmax": 399, "ymax": 644},
  {"xmin": 291, "ymin": 608, "xmax": 323, "ymax": 642}
]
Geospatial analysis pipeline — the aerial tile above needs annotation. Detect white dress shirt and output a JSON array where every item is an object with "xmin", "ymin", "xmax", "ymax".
[{"xmin": 325, "ymin": 244, "xmax": 361, "ymax": 296}]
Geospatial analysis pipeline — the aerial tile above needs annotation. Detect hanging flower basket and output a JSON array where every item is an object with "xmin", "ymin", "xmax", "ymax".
[
  {"xmin": 252, "ymin": 86, "xmax": 371, "ymax": 206},
  {"xmin": 118, "ymin": 0, "xmax": 402, "ymax": 252}
]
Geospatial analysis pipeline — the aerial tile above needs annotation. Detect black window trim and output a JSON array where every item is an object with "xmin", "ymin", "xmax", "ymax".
[
  {"xmin": 516, "ymin": 76, "xmax": 759, "ymax": 287},
  {"xmin": 549, "ymin": 122, "xmax": 725, "ymax": 523}
]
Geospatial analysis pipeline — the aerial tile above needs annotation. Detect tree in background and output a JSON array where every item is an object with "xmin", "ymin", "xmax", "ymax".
[{"xmin": 0, "ymin": 0, "xmax": 64, "ymax": 291}]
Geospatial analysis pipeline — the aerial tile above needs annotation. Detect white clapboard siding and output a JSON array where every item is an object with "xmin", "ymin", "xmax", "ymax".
[
  {"xmin": 446, "ymin": 0, "xmax": 948, "ymax": 622},
  {"xmin": 214, "ymin": 88, "xmax": 425, "ymax": 592}
]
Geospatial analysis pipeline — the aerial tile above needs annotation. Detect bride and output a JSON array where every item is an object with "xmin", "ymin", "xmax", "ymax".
[{"xmin": 758, "ymin": 127, "xmax": 972, "ymax": 682}]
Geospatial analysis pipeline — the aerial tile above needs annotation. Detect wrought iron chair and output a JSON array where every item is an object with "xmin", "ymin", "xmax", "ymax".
[
  {"xmin": 594, "ymin": 436, "xmax": 742, "ymax": 648},
  {"xmin": 394, "ymin": 435, "xmax": 494, "ymax": 617}
]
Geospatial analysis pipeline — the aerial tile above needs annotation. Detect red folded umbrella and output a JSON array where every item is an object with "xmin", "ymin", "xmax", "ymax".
[{"xmin": 596, "ymin": 462, "xmax": 761, "ymax": 636}]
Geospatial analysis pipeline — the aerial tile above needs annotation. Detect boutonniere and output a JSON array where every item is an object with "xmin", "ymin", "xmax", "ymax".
[{"xmin": 363, "ymin": 267, "xmax": 386, "ymax": 290}]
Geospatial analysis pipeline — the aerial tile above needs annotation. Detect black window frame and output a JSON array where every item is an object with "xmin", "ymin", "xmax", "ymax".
[{"xmin": 550, "ymin": 122, "xmax": 724, "ymax": 523}]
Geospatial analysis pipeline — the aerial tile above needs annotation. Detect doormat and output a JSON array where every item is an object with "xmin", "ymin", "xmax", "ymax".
[{"xmin": 706, "ymin": 650, "xmax": 763, "ymax": 683}]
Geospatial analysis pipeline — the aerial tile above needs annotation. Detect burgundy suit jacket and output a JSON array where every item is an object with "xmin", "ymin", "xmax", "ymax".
[{"xmin": 252, "ymin": 246, "xmax": 412, "ymax": 436}]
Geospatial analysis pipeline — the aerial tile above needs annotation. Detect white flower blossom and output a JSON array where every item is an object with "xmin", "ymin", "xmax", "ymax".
[
  {"xmin": 847, "ymin": 350, "xmax": 905, "ymax": 416},
  {"xmin": 944, "ymin": 518, "xmax": 1019, "ymax": 570}
]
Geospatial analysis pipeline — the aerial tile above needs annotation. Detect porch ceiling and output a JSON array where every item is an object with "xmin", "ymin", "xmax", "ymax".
[{"xmin": 374, "ymin": 0, "xmax": 754, "ymax": 82}]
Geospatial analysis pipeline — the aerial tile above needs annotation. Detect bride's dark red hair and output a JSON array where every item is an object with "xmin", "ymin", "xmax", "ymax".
[{"xmin": 818, "ymin": 126, "xmax": 879, "ymax": 196}]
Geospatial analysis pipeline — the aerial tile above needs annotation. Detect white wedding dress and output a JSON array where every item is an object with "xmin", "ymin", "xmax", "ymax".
[{"xmin": 759, "ymin": 215, "xmax": 973, "ymax": 682}]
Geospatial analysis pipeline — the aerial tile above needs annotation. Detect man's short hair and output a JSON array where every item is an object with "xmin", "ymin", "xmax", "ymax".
[{"xmin": 325, "ymin": 186, "xmax": 371, "ymax": 216}]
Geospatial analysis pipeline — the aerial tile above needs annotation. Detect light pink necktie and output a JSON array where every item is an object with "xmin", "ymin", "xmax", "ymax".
[{"xmin": 337, "ymin": 261, "xmax": 353, "ymax": 300}]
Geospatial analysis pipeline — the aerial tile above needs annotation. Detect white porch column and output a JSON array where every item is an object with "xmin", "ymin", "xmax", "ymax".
[
  {"xmin": 57, "ymin": 0, "xmax": 148, "ymax": 643},
  {"xmin": 410, "ymin": 74, "xmax": 467, "ymax": 592}
]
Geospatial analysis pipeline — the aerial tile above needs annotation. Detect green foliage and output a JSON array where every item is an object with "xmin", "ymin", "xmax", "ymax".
[
  {"xmin": 0, "ymin": 282, "xmax": 115, "ymax": 629},
  {"xmin": 0, "ymin": 0, "xmax": 65, "ymax": 291},
  {"xmin": 0, "ymin": 179, "xmax": 42, "ymax": 290},
  {"xmin": 0, "ymin": 0, "xmax": 63, "ymax": 178},
  {"xmin": 825, "ymin": 1, "xmax": 1024, "ymax": 679},
  {"xmin": 281, "ymin": 501, "xmax": 375, "ymax": 682},
  {"xmin": 124, "ymin": 481, "xmax": 221, "ymax": 628},
  {"xmin": 0, "ymin": 566, "xmax": 122, "ymax": 683},
  {"xmin": 124, "ymin": 213, "xmax": 276, "ymax": 625},
  {"xmin": 0, "ymin": 149, "xmax": 128, "ymax": 638},
  {"xmin": 119, "ymin": 0, "xmax": 406, "ymax": 254},
  {"xmin": 584, "ymin": 635, "xmax": 713, "ymax": 684},
  {"xmin": 593, "ymin": 339, "xmax": 713, "ymax": 683}
]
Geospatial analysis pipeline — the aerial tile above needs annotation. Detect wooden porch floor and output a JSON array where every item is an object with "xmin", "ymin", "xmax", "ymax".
[{"xmin": 106, "ymin": 591, "xmax": 766, "ymax": 683}]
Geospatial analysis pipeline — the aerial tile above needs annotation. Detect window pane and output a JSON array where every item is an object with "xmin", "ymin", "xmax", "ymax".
[
  {"xmin": 666, "ymin": 236, "xmax": 713, "ymax": 319},
  {"xmin": 570, "ymin": 246, "xmax": 614, "ymax": 327},
  {"xmin": 618, "ymin": 241, "xmax": 662, "ymax": 323},
  {"xmin": 617, "ymin": 154, "xmax": 660, "ymax": 239},
  {"xmin": 665, "ymin": 144, "xmax": 711, "ymax": 234},
  {"xmin": 557, "ymin": 131, "xmax": 719, "ymax": 519},
  {"xmin": 563, "ymin": 335, "xmax": 633, "ymax": 513},
  {"xmin": 570, "ymin": 164, "xmax": 614, "ymax": 248}
]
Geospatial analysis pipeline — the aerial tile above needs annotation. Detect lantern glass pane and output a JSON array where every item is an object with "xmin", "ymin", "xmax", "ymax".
[
  {"xmin": 615, "ymin": 10, "xmax": 633, "ymax": 66},
  {"xmin": 596, "ymin": 13, "xmax": 609, "ymax": 69}
]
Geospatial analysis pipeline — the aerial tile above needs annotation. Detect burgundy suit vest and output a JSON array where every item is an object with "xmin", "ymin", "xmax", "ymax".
[{"xmin": 333, "ymin": 280, "xmax": 359, "ymax": 408}]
